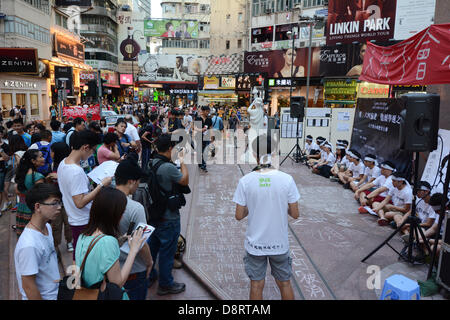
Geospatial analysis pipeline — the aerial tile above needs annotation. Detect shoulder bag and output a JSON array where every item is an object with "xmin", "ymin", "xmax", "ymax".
[{"xmin": 57, "ymin": 234, "xmax": 124, "ymax": 300}]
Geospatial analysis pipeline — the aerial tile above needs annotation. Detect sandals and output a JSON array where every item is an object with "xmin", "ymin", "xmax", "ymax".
[{"xmin": 377, "ymin": 218, "xmax": 389, "ymax": 226}]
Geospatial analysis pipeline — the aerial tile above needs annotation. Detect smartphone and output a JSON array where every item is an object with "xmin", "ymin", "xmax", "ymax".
[{"xmin": 126, "ymin": 222, "xmax": 136, "ymax": 236}]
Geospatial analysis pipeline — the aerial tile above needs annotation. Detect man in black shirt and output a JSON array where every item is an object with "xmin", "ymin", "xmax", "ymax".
[
  {"xmin": 194, "ymin": 106, "xmax": 212, "ymax": 172},
  {"xmin": 140, "ymin": 114, "xmax": 158, "ymax": 169},
  {"xmin": 168, "ymin": 109, "xmax": 184, "ymax": 133}
]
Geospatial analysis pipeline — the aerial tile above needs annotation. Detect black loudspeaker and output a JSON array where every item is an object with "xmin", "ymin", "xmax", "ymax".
[
  {"xmin": 290, "ymin": 96, "xmax": 305, "ymax": 120},
  {"xmin": 399, "ymin": 93, "xmax": 440, "ymax": 152}
]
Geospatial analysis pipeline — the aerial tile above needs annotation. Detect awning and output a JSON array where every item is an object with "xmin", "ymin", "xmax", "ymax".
[
  {"xmin": 103, "ymin": 84, "xmax": 120, "ymax": 89},
  {"xmin": 51, "ymin": 57, "xmax": 93, "ymax": 71}
]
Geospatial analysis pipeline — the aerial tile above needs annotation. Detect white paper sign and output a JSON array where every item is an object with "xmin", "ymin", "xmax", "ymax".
[
  {"xmin": 338, "ymin": 112, "xmax": 350, "ymax": 121},
  {"xmin": 120, "ymin": 222, "xmax": 155, "ymax": 254},
  {"xmin": 87, "ymin": 160, "xmax": 119, "ymax": 184}
]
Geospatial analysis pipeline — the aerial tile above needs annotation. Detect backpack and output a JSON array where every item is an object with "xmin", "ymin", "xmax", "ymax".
[
  {"xmin": 9, "ymin": 109, "xmax": 15, "ymax": 117},
  {"xmin": 36, "ymin": 142, "xmax": 53, "ymax": 175},
  {"xmin": 142, "ymin": 156, "xmax": 172, "ymax": 225}
]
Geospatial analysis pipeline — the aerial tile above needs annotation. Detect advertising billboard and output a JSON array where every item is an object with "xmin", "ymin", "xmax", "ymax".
[
  {"xmin": 326, "ymin": 0, "xmax": 397, "ymax": 45},
  {"xmin": 0, "ymin": 48, "xmax": 38, "ymax": 74},
  {"xmin": 54, "ymin": 35, "xmax": 85, "ymax": 62},
  {"xmin": 120, "ymin": 74, "xmax": 133, "ymax": 85},
  {"xmin": 144, "ymin": 19, "xmax": 199, "ymax": 38},
  {"xmin": 188, "ymin": 54, "xmax": 242, "ymax": 76},
  {"xmin": 138, "ymin": 54, "xmax": 197, "ymax": 82},
  {"xmin": 244, "ymin": 48, "xmax": 320, "ymax": 78}
]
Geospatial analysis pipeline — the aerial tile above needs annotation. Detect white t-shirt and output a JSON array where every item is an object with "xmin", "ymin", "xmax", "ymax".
[
  {"xmin": 416, "ymin": 199, "xmax": 437, "ymax": 224},
  {"xmin": 349, "ymin": 161, "xmax": 365, "ymax": 178},
  {"xmin": 14, "ymin": 224, "xmax": 60, "ymax": 300},
  {"xmin": 372, "ymin": 175, "xmax": 394, "ymax": 197},
  {"xmin": 320, "ymin": 150, "xmax": 327, "ymax": 161},
  {"xmin": 305, "ymin": 142, "xmax": 320, "ymax": 155},
  {"xmin": 125, "ymin": 122, "xmax": 140, "ymax": 142},
  {"xmin": 323, "ymin": 152, "xmax": 336, "ymax": 166},
  {"xmin": 364, "ymin": 166, "xmax": 381, "ymax": 181},
  {"xmin": 183, "ymin": 115, "xmax": 193, "ymax": 132},
  {"xmin": 233, "ymin": 170, "xmax": 300, "ymax": 256},
  {"xmin": 388, "ymin": 184, "xmax": 413, "ymax": 207},
  {"xmin": 57, "ymin": 159, "xmax": 92, "ymax": 226}
]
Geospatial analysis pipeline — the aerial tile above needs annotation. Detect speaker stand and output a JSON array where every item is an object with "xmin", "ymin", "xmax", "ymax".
[
  {"xmin": 280, "ymin": 117, "xmax": 305, "ymax": 166},
  {"xmin": 362, "ymin": 152, "xmax": 432, "ymax": 264}
]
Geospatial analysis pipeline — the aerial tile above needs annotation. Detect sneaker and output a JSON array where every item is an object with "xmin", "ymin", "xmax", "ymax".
[
  {"xmin": 173, "ymin": 258, "xmax": 183, "ymax": 269},
  {"xmin": 67, "ymin": 242, "xmax": 74, "ymax": 252},
  {"xmin": 358, "ymin": 206, "xmax": 368, "ymax": 214},
  {"xmin": 157, "ymin": 282, "xmax": 186, "ymax": 296}
]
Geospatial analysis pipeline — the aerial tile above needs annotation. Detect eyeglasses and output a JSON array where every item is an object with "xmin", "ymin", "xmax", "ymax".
[{"xmin": 39, "ymin": 201, "xmax": 63, "ymax": 207}]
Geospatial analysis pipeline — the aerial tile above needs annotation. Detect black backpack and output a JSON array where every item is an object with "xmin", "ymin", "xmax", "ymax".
[{"xmin": 145, "ymin": 156, "xmax": 171, "ymax": 225}]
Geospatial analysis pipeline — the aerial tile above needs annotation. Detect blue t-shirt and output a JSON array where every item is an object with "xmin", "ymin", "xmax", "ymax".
[
  {"xmin": 211, "ymin": 116, "xmax": 223, "ymax": 130},
  {"xmin": 51, "ymin": 131, "xmax": 66, "ymax": 144},
  {"xmin": 117, "ymin": 134, "xmax": 132, "ymax": 157},
  {"xmin": 21, "ymin": 133, "xmax": 31, "ymax": 147},
  {"xmin": 75, "ymin": 234, "xmax": 128, "ymax": 300}
]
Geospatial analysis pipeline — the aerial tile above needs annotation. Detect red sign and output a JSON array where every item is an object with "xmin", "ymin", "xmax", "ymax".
[
  {"xmin": 63, "ymin": 105, "xmax": 100, "ymax": 121},
  {"xmin": 120, "ymin": 74, "xmax": 133, "ymax": 85},
  {"xmin": 360, "ymin": 24, "xmax": 450, "ymax": 85}
]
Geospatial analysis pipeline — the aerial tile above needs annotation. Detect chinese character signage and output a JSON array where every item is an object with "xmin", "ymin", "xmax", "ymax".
[
  {"xmin": 326, "ymin": 0, "xmax": 397, "ymax": 45},
  {"xmin": 360, "ymin": 23, "xmax": 450, "ymax": 85},
  {"xmin": 220, "ymin": 76, "xmax": 236, "ymax": 89},
  {"xmin": 0, "ymin": 48, "xmax": 38, "ymax": 74},
  {"xmin": 351, "ymin": 98, "xmax": 411, "ymax": 173},
  {"xmin": 54, "ymin": 35, "xmax": 85, "ymax": 62},
  {"xmin": 144, "ymin": 19, "xmax": 199, "ymax": 38},
  {"xmin": 203, "ymin": 76, "xmax": 220, "ymax": 89},
  {"xmin": 268, "ymin": 78, "xmax": 294, "ymax": 87}
]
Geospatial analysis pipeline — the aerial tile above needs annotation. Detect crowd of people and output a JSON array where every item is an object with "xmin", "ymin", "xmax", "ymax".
[
  {"xmin": 302, "ymin": 135, "xmax": 448, "ymax": 260},
  {"xmin": 2, "ymin": 100, "xmax": 448, "ymax": 301}
]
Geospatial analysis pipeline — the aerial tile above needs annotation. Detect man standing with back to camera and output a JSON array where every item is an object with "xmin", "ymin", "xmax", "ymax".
[{"xmin": 233, "ymin": 134, "xmax": 300, "ymax": 300}]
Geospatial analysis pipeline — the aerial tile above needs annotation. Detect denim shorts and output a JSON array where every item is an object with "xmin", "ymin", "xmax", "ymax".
[{"xmin": 243, "ymin": 251, "xmax": 292, "ymax": 282}]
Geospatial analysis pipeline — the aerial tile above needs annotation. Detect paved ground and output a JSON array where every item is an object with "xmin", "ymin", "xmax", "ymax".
[
  {"xmin": 182, "ymin": 159, "xmax": 447, "ymax": 300},
  {"xmin": 1, "ymin": 156, "xmax": 447, "ymax": 300}
]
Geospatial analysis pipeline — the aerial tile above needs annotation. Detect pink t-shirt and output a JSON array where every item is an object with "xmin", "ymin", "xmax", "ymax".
[{"xmin": 97, "ymin": 145, "xmax": 114, "ymax": 164}]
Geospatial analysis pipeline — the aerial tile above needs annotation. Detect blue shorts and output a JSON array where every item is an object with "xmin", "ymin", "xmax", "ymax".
[{"xmin": 243, "ymin": 251, "xmax": 292, "ymax": 282}]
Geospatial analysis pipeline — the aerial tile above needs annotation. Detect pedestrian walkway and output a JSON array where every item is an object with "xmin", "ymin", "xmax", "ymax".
[{"xmin": 182, "ymin": 161, "xmax": 446, "ymax": 300}]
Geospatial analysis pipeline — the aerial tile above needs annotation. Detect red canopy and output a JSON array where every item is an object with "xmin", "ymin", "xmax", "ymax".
[{"xmin": 359, "ymin": 23, "xmax": 450, "ymax": 85}]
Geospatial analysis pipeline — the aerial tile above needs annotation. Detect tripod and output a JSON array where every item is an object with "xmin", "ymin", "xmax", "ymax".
[
  {"xmin": 362, "ymin": 152, "xmax": 432, "ymax": 264},
  {"xmin": 280, "ymin": 117, "xmax": 306, "ymax": 166}
]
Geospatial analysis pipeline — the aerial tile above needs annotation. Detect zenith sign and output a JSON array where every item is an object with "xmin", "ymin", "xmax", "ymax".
[{"xmin": 359, "ymin": 23, "xmax": 450, "ymax": 85}]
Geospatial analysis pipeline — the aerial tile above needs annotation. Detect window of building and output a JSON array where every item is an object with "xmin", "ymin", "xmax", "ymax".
[
  {"xmin": 30, "ymin": 94, "xmax": 39, "ymax": 116},
  {"xmin": 251, "ymin": 26, "xmax": 274, "ymax": 43},
  {"xmin": 238, "ymin": 13, "xmax": 243, "ymax": 22},
  {"xmin": 237, "ymin": 39, "xmax": 242, "ymax": 49},
  {"xmin": 199, "ymin": 22, "xmax": 210, "ymax": 33},
  {"xmin": 199, "ymin": 39, "xmax": 210, "ymax": 49},
  {"xmin": 4, "ymin": 16, "xmax": 50, "ymax": 44},
  {"xmin": 21, "ymin": 0, "xmax": 50, "ymax": 15},
  {"xmin": 162, "ymin": 3, "xmax": 176, "ymax": 14},
  {"xmin": 16, "ymin": 94, "xmax": 27, "ymax": 107},
  {"xmin": 275, "ymin": 23, "xmax": 299, "ymax": 41},
  {"xmin": 199, "ymin": 4, "xmax": 210, "ymax": 13},
  {"xmin": 1, "ymin": 94, "xmax": 13, "ymax": 119},
  {"xmin": 226, "ymin": 40, "xmax": 230, "ymax": 50}
]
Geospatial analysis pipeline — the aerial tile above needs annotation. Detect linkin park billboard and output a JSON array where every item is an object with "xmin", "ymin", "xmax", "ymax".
[{"xmin": 326, "ymin": 0, "xmax": 397, "ymax": 45}]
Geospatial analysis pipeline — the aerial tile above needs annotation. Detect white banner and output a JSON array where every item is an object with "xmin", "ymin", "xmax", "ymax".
[
  {"xmin": 394, "ymin": 0, "xmax": 436, "ymax": 40},
  {"xmin": 421, "ymin": 129, "xmax": 450, "ymax": 194}
]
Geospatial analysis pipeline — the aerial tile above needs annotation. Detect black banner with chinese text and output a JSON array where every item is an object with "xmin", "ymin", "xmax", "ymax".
[{"xmin": 351, "ymin": 98, "xmax": 411, "ymax": 174}]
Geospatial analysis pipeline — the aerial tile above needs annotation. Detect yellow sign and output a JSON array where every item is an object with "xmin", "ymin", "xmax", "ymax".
[
  {"xmin": 357, "ymin": 82, "xmax": 390, "ymax": 98},
  {"xmin": 203, "ymin": 76, "xmax": 219, "ymax": 89}
]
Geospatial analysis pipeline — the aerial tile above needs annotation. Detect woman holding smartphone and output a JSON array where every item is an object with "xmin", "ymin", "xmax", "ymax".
[{"xmin": 75, "ymin": 187, "xmax": 145, "ymax": 300}]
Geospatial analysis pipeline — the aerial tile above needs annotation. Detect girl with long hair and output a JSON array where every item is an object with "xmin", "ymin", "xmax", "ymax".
[
  {"xmin": 14, "ymin": 149, "xmax": 57, "ymax": 237},
  {"xmin": 75, "ymin": 187, "xmax": 145, "ymax": 300}
]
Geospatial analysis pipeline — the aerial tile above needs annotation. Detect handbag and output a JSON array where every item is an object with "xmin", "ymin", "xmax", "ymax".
[{"xmin": 57, "ymin": 234, "xmax": 124, "ymax": 300}]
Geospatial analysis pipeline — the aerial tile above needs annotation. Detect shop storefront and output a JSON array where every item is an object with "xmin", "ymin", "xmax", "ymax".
[
  {"xmin": 0, "ymin": 75, "xmax": 49, "ymax": 121},
  {"xmin": 50, "ymin": 32, "xmax": 93, "ymax": 106}
]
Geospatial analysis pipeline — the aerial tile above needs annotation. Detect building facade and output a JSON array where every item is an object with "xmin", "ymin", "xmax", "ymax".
[
  {"xmin": 159, "ymin": 0, "xmax": 211, "ymax": 56},
  {"xmin": 209, "ymin": 0, "xmax": 249, "ymax": 56},
  {"xmin": 0, "ymin": 0, "xmax": 53, "ymax": 121},
  {"xmin": 81, "ymin": 0, "xmax": 120, "ymax": 73}
]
